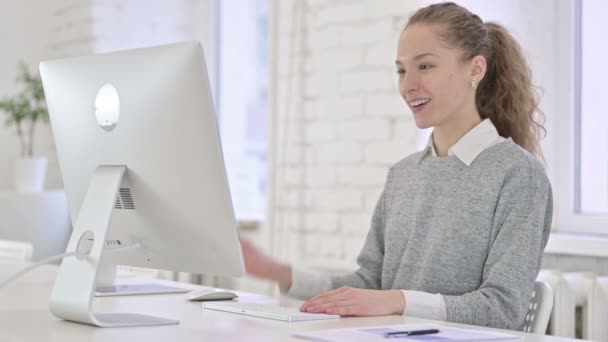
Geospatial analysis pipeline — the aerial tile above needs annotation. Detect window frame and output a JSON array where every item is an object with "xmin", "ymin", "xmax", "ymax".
[{"xmin": 553, "ymin": 0, "xmax": 608, "ymax": 235}]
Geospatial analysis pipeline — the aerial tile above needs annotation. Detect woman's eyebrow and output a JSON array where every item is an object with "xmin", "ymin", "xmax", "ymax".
[
  {"xmin": 395, "ymin": 53, "xmax": 440, "ymax": 65},
  {"xmin": 414, "ymin": 53, "xmax": 440, "ymax": 60}
]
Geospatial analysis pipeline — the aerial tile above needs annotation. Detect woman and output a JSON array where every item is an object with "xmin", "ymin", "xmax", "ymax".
[{"xmin": 242, "ymin": 2, "xmax": 552, "ymax": 329}]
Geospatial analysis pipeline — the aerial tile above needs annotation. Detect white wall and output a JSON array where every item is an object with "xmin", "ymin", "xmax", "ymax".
[
  {"xmin": 89, "ymin": 0, "xmax": 218, "ymax": 88},
  {"xmin": 0, "ymin": 1, "xmax": 67, "ymax": 190},
  {"xmin": 580, "ymin": 0, "xmax": 608, "ymax": 213},
  {"xmin": 0, "ymin": 0, "xmax": 217, "ymax": 192}
]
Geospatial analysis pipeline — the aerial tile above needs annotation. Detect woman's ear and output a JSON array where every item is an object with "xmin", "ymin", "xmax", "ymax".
[{"xmin": 470, "ymin": 55, "xmax": 487, "ymax": 83}]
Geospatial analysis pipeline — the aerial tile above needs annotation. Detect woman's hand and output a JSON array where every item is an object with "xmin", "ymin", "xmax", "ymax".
[
  {"xmin": 240, "ymin": 238, "xmax": 292, "ymax": 290},
  {"xmin": 300, "ymin": 287, "xmax": 405, "ymax": 316}
]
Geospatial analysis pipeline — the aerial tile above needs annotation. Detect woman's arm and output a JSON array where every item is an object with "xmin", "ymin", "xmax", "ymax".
[
  {"xmin": 442, "ymin": 166, "xmax": 553, "ymax": 329},
  {"xmin": 240, "ymin": 239, "xmax": 292, "ymax": 289}
]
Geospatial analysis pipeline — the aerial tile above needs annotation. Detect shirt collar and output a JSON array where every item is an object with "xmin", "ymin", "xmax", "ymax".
[{"xmin": 416, "ymin": 119, "xmax": 503, "ymax": 166}]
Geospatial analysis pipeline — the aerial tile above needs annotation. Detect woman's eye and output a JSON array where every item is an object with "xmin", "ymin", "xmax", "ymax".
[
  {"xmin": 419, "ymin": 64, "xmax": 433, "ymax": 70},
  {"xmin": 396, "ymin": 69, "xmax": 405, "ymax": 76}
]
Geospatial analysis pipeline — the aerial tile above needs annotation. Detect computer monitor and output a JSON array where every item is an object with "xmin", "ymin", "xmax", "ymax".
[{"xmin": 39, "ymin": 42, "xmax": 245, "ymax": 327}]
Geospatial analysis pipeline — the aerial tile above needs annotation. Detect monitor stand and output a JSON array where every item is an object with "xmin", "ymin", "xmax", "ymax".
[{"xmin": 49, "ymin": 165, "xmax": 179, "ymax": 327}]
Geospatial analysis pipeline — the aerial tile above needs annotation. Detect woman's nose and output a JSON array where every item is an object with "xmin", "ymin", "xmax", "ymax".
[{"xmin": 400, "ymin": 74, "xmax": 418, "ymax": 95}]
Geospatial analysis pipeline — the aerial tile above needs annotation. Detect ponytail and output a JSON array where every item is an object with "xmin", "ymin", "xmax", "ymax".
[{"xmin": 477, "ymin": 23, "xmax": 545, "ymax": 160}]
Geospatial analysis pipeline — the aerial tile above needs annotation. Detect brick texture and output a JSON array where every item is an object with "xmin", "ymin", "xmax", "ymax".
[{"xmin": 270, "ymin": 0, "xmax": 419, "ymax": 270}]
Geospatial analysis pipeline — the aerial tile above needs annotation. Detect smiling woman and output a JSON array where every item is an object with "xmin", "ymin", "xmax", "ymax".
[{"xmin": 241, "ymin": 1, "xmax": 552, "ymax": 331}]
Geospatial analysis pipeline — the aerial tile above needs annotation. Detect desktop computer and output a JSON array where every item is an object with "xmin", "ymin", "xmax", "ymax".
[{"xmin": 39, "ymin": 42, "xmax": 244, "ymax": 327}]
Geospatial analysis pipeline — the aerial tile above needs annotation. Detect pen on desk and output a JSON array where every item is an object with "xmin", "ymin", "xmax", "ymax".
[{"xmin": 384, "ymin": 328, "xmax": 440, "ymax": 338}]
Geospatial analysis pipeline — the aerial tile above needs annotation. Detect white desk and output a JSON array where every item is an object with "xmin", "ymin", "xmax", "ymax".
[{"xmin": 0, "ymin": 262, "xmax": 585, "ymax": 342}]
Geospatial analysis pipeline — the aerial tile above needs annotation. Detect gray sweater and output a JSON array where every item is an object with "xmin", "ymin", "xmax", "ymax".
[{"xmin": 331, "ymin": 138, "xmax": 553, "ymax": 329}]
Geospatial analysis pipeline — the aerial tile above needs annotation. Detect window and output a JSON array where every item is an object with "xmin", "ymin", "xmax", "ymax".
[
  {"xmin": 88, "ymin": 0, "xmax": 268, "ymax": 222},
  {"xmin": 217, "ymin": 0, "xmax": 268, "ymax": 222},
  {"xmin": 555, "ymin": 0, "xmax": 608, "ymax": 234},
  {"xmin": 577, "ymin": 0, "xmax": 608, "ymax": 215}
]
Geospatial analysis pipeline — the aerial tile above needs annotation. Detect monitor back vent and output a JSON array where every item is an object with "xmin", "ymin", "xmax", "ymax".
[{"xmin": 114, "ymin": 188, "xmax": 135, "ymax": 210}]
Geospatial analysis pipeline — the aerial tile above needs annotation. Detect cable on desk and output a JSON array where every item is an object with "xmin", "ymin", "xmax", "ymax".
[{"xmin": 0, "ymin": 242, "xmax": 142, "ymax": 289}]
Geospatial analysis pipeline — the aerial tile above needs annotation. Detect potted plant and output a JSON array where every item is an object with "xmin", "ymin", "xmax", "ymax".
[{"xmin": 0, "ymin": 62, "xmax": 49, "ymax": 192}]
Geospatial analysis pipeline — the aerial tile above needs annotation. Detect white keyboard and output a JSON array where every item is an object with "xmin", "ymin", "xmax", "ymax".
[{"xmin": 201, "ymin": 302, "xmax": 340, "ymax": 322}]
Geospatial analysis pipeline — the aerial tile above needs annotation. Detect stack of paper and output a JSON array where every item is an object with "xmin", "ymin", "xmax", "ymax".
[{"xmin": 294, "ymin": 323, "xmax": 523, "ymax": 342}]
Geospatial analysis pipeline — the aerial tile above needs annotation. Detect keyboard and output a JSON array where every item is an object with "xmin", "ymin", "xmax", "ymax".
[{"xmin": 201, "ymin": 302, "xmax": 341, "ymax": 322}]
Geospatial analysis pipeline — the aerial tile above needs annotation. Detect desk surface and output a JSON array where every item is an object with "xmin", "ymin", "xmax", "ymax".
[{"xmin": 0, "ymin": 262, "xmax": 583, "ymax": 342}]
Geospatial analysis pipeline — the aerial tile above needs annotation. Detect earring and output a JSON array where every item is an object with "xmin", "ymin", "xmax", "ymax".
[{"xmin": 471, "ymin": 80, "xmax": 477, "ymax": 90}]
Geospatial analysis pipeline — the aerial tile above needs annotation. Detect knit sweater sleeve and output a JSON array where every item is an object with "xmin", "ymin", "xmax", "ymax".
[{"xmin": 442, "ymin": 163, "xmax": 553, "ymax": 329}]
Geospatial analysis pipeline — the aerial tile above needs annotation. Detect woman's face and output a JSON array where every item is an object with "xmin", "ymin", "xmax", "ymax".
[{"xmin": 396, "ymin": 24, "xmax": 478, "ymax": 129}]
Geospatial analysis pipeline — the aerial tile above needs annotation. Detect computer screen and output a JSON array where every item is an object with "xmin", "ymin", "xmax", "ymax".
[{"xmin": 39, "ymin": 42, "xmax": 244, "ymax": 327}]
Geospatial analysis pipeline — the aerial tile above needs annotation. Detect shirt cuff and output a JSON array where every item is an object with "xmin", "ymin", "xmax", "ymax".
[
  {"xmin": 285, "ymin": 265, "xmax": 333, "ymax": 300},
  {"xmin": 401, "ymin": 290, "xmax": 447, "ymax": 321}
]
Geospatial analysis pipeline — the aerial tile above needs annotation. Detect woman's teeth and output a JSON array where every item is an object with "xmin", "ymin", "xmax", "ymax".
[{"xmin": 411, "ymin": 99, "xmax": 430, "ymax": 107}]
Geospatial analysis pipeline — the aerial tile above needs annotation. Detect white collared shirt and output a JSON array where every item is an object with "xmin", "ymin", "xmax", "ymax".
[
  {"xmin": 422, "ymin": 118, "xmax": 506, "ymax": 165},
  {"xmin": 287, "ymin": 118, "xmax": 506, "ymax": 321}
]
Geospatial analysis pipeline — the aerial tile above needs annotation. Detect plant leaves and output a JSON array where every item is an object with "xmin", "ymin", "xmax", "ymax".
[{"xmin": 0, "ymin": 61, "xmax": 50, "ymax": 154}]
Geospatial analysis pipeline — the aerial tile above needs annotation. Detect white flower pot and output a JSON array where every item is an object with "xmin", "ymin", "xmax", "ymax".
[{"xmin": 14, "ymin": 156, "xmax": 48, "ymax": 193}]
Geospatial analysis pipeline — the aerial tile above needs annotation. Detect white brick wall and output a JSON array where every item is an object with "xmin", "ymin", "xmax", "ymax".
[
  {"xmin": 305, "ymin": 212, "xmax": 339, "ymax": 233},
  {"xmin": 305, "ymin": 166, "xmax": 336, "ymax": 187},
  {"xmin": 365, "ymin": 93, "xmax": 410, "ymax": 117},
  {"xmin": 337, "ymin": 119, "xmax": 392, "ymax": 142},
  {"xmin": 304, "ymin": 96, "xmax": 364, "ymax": 119},
  {"xmin": 316, "ymin": 141, "xmax": 363, "ymax": 164},
  {"xmin": 304, "ymin": 122, "xmax": 337, "ymax": 143},
  {"xmin": 336, "ymin": 166, "xmax": 388, "ymax": 186},
  {"xmin": 269, "ymin": 0, "xmax": 420, "ymax": 270}
]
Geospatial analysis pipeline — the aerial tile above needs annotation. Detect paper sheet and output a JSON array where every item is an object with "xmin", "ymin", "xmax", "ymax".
[{"xmin": 294, "ymin": 323, "xmax": 523, "ymax": 342}]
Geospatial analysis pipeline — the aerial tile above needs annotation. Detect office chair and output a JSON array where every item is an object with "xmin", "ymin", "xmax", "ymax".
[
  {"xmin": 0, "ymin": 239, "xmax": 33, "ymax": 262},
  {"xmin": 520, "ymin": 281, "xmax": 554, "ymax": 334}
]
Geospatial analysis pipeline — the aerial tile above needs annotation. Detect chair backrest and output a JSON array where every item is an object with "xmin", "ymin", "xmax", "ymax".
[
  {"xmin": 521, "ymin": 281, "xmax": 554, "ymax": 334},
  {"xmin": 0, "ymin": 239, "xmax": 34, "ymax": 262}
]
